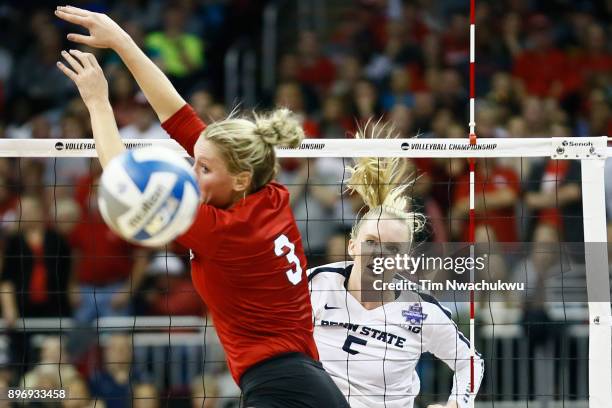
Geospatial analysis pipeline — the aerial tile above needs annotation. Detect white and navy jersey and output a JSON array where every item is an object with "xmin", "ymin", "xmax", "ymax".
[{"xmin": 308, "ymin": 262, "xmax": 484, "ymax": 408}]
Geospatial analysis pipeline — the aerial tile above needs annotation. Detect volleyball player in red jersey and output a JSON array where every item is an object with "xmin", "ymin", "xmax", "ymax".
[{"xmin": 55, "ymin": 6, "xmax": 349, "ymax": 407}]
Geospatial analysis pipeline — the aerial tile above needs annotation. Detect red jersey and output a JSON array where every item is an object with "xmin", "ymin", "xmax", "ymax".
[
  {"xmin": 71, "ymin": 175, "xmax": 135, "ymax": 285},
  {"xmin": 536, "ymin": 160, "xmax": 570, "ymax": 228},
  {"xmin": 162, "ymin": 104, "xmax": 318, "ymax": 383},
  {"xmin": 454, "ymin": 166, "xmax": 520, "ymax": 242}
]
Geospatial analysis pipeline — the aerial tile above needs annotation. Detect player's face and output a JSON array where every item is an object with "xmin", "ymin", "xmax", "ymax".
[
  {"xmin": 193, "ymin": 138, "xmax": 241, "ymax": 208},
  {"xmin": 348, "ymin": 217, "xmax": 411, "ymax": 284}
]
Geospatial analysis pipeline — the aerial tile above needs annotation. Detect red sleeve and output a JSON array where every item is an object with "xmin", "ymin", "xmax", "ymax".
[
  {"xmin": 501, "ymin": 168, "xmax": 520, "ymax": 194},
  {"xmin": 161, "ymin": 104, "xmax": 207, "ymax": 157},
  {"xmin": 453, "ymin": 174, "xmax": 470, "ymax": 202},
  {"xmin": 176, "ymin": 182, "xmax": 288, "ymax": 259}
]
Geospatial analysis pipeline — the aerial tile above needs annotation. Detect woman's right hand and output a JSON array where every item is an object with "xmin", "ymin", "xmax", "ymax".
[{"xmin": 55, "ymin": 6, "xmax": 129, "ymax": 50}]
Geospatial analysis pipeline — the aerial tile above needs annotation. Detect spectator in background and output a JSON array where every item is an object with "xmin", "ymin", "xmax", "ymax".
[
  {"xmin": 388, "ymin": 104, "xmax": 415, "ymax": 137},
  {"xmin": 365, "ymin": 19, "xmax": 425, "ymax": 85},
  {"xmin": 381, "ymin": 67, "xmax": 414, "ymax": 111},
  {"xmin": 512, "ymin": 15, "xmax": 579, "ymax": 100},
  {"xmin": 411, "ymin": 91, "xmax": 436, "ymax": 133},
  {"xmin": 438, "ymin": 124, "xmax": 471, "ymax": 194},
  {"xmin": 119, "ymin": 93, "xmax": 168, "ymax": 139},
  {"xmin": 506, "ymin": 116, "xmax": 527, "ymax": 138},
  {"xmin": 330, "ymin": 55, "xmax": 363, "ymax": 100},
  {"xmin": 133, "ymin": 383, "xmax": 159, "ymax": 408},
  {"xmin": 524, "ymin": 159, "xmax": 583, "ymax": 242},
  {"xmin": 296, "ymin": 31, "xmax": 336, "ymax": 93},
  {"xmin": 577, "ymin": 89, "xmax": 612, "ymax": 137},
  {"xmin": 576, "ymin": 24, "xmax": 612, "ymax": 87},
  {"xmin": 432, "ymin": 68, "xmax": 467, "ymax": 118},
  {"xmin": 451, "ymin": 158, "xmax": 520, "ymax": 243},
  {"xmin": 423, "ymin": 108, "xmax": 453, "ymax": 138},
  {"xmin": 15, "ymin": 160, "xmax": 46, "ymax": 203},
  {"xmin": 63, "ymin": 376, "xmax": 103, "ymax": 408},
  {"xmin": 5, "ymin": 113, "xmax": 54, "ymax": 140},
  {"xmin": 498, "ymin": 116, "xmax": 530, "ymax": 177},
  {"xmin": 9, "ymin": 22, "xmax": 74, "ymax": 114},
  {"xmin": 109, "ymin": 68, "xmax": 139, "ymax": 128},
  {"xmin": 521, "ymin": 97, "xmax": 550, "ymax": 137},
  {"xmin": 325, "ymin": 228, "xmax": 351, "ymax": 264},
  {"xmin": 0, "ymin": 175, "xmax": 18, "ymax": 236},
  {"xmin": 145, "ymin": 6, "xmax": 204, "ymax": 93},
  {"xmin": 350, "ymin": 79, "xmax": 383, "ymax": 126},
  {"xmin": 277, "ymin": 53, "xmax": 319, "ymax": 113},
  {"xmin": 476, "ymin": 105, "xmax": 507, "ymax": 138},
  {"xmin": 21, "ymin": 336, "xmax": 79, "ymax": 388},
  {"xmin": 207, "ymin": 103, "xmax": 227, "ymax": 123},
  {"xmin": 69, "ymin": 173, "xmax": 150, "ymax": 326},
  {"xmin": 45, "ymin": 114, "xmax": 92, "ymax": 199},
  {"xmin": 275, "ymin": 81, "xmax": 319, "ymax": 137},
  {"xmin": 487, "ymin": 72, "xmax": 524, "ymax": 121},
  {"xmin": 189, "ymin": 88, "xmax": 214, "ymax": 122},
  {"xmin": 137, "ymin": 252, "xmax": 204, "ymax": 316},
  {"xmin": 318, "ymin": 96, "xmax": 354, "ymax": 139},
  {"xmin": 50, "ymin": 196, "xmax": 82, "ymax": 239},
  {"xmin": 441, "ymin": 12, "xmax": 470, "ymax": 67},
  {"xmin": 0, "ymin": 196, "xmax": 72, "ymax": 381},
  {"xmin": 89, "ymin": 334, "xmax": 146, "ymax": 408},
  {"xmin": 0, "ymin": 195, "xmax": 73, "ymax": 324},
  {"xmin": 65, "ymin": 98, "xmax": 94, "ymax": 136}
]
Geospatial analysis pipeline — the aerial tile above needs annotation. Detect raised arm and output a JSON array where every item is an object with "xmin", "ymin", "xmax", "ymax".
[
  {"xmin": 55, "ymin": 6, "xmax": 186, "ymax": 123},
  {"xmin": 57, "ymin": 49, "xmax": 125, "ymax": 167}
]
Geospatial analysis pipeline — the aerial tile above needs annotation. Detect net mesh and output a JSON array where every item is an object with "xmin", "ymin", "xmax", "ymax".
[{"xmin": 0, "ymin": 141, "xmax": 609, "ymax": 408}]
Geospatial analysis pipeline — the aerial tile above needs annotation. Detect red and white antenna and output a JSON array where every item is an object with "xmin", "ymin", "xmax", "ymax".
[{"xmin": 468, "ymin": 0, "xmax": 477, "ymax": 402}]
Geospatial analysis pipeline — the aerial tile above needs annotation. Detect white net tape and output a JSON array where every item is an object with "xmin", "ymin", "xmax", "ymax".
[{"xmin": 0, "ymin": 137, "xmax": 609, "ymax": 159}]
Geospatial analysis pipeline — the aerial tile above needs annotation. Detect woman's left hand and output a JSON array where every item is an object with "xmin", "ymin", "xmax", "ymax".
[{"xmin": 57, "ymin": 49, "xmax": 109, "ymax": 108}]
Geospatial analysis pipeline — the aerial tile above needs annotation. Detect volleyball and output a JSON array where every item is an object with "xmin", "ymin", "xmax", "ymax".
[{"xmin": 97, "ymin": 146, "xmax": 200, "ymax": 247}]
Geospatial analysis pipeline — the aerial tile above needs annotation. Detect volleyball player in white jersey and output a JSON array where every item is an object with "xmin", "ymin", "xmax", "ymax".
[{"xmin": 307, "ymin": 134, "xmax": 484, "ymax": 408}]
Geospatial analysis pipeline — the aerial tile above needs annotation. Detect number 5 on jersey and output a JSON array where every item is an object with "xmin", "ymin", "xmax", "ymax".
[{"xmin": 274, "ymin": 234, "xmax": 303, "ymax": 285}]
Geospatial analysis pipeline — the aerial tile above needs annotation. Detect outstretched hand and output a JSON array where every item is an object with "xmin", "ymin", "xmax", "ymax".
[
  {"xmin": 57, "ymin": 49, "xmax": 109, "ymax": 107},
  {"xmin": 55, "ymin": 5, "xmax": 129, "ymax": 50}
]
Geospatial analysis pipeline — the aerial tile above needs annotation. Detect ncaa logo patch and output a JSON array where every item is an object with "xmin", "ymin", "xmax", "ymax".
[{"xmin": 402, "ymin": 304, "xmax": 428, "ymax": 325}]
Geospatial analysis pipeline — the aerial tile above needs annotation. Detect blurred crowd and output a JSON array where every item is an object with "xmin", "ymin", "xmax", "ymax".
[{"xmin": 0, "ymin": 0, "xmax": 610, "ymax": 406}]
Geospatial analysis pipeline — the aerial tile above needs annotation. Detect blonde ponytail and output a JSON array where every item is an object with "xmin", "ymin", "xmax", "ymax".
[
  {"xmin": 202, "ymin": 108, "xmax": 304, "ymax": 192},
  {"xmin": 346, "ymin": 121, "xmax": 425, "ymax": 240},
  {"xmin": 253, "ymin": 108, "xmax": 304, "ymax": 148}
]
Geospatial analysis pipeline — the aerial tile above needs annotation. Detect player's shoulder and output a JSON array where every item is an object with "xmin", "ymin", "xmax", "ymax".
[
  {"xmin": 307, "ymin": 261, "xmax": 353, "ymax": 286},
  {"xmin": 244, "ymin": 182, "xmax": 290, "ymax": 213}
]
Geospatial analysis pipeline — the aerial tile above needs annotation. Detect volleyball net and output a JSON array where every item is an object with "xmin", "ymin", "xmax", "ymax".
[{"xmin": 0, "ymin": 137, "xmax": 609, "ymax": 407}]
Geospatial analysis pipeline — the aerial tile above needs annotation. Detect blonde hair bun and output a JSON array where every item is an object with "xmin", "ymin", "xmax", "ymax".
[{"xmin": 253, "ymin": 108, "xmax": 304, "ymax": 148}]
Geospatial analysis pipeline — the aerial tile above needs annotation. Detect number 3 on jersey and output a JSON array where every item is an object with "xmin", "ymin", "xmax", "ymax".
[{"xmin": 274, "ymin": 234, "xmax": 303, "ymax": 285}]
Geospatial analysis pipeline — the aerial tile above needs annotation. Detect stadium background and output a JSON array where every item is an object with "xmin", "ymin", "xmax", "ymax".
[{"xmin": 0, "ymin": 0, "xmax": 610, "ymax": 407}]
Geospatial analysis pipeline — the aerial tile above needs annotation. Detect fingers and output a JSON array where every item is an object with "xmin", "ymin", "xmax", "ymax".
[
  {"xmin": 54, "ymin": 9, "xmax": 90, "ymax": 27},
  {"xmin": 66, "ymin": 33, "xmax": 94, "ymax": 46},
  {"xmin": 56, "ymin": 61, "xmax": 77, "ymax": 81},
  {"xmin": 86, "ymin": 53, "xmax": 99, "ymax": 68},
  {"xmin": 61, "ymin": 50, "xmax": 84, "ymax": 73},
  {"xmin": 68, "ymin": 49, "xmax": 93, "ymax": 69},
  {"xmin": 56, "ymin": 5, "xmax": 91, "ymax": 17}
]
